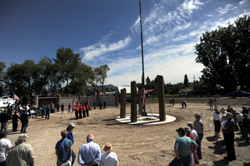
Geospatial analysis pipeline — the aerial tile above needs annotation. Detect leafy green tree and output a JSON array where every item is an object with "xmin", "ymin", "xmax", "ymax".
[
  {"xmin": 4, "ymin": 60, "xmax": 46, "ymax": 104},
  {"xmin": 98, "ymin": 64, "xmax": 110, "ymax": 95},
  {"xmin": 69, "ymin": 63, "xmax": 94, "ymax": 96},
  {"xmin": 184, "ymin": 74, "xmax": 189, "ymax": 87},
  {"xmin": 195, "ymin": 15, "xmax": 250, "ymax": 93},
  {"xmin": 53, "ymin": 47, "xmax": 81, "ymax": 96},
  {"xmin": 39, "ymin": 57, "xmax": 62, "ymax": 96},
  {"xmin": 0, "ymin": 62, "xmax": 6, "ymax": 96}
]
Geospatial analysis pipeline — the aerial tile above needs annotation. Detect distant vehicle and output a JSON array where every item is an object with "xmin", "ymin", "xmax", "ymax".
[
  {"xmin": 226, "ymin": 91, "xmax": 250, "ymax": 98},
  {"xmin": 0, "ymin": 95, "xmax": 16, "ymax": 108}
]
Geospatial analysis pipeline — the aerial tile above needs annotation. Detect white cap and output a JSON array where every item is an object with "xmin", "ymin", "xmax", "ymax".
[{"xmin": 68, "ymin": 123, "xmax": 75, "ymax": 127}]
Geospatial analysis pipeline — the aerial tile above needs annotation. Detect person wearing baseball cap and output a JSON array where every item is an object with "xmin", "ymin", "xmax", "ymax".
[
  {"xmin": 99, "ymin": 143, "xmax": 118, "ymax": 166},
  {"xmin": 169, "ymin": 127, "xmax": 198, "ymax": 166},
  {"xmin": 66, "ymin": 123, "xmax": 76, "ymax": 166}
]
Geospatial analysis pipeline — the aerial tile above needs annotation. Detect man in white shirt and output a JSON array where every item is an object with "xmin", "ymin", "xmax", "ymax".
[
  {"xmin": 0, "ymin": 131, "xmax": 12, "ymax": 165},
  {"xmin": 100, "ymin": 143, "xmax": 118, "ymax": 166}
]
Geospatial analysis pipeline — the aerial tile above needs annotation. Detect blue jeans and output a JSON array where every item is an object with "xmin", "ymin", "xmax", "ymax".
[
  {"xmin": 197, "ymin": 134, "xmax": 203, "ymax": 159},
  {"xmin": 243, "ymin": 127, "xmax": 249, "ymax": 142},
  {"xmin": 169, "ymin": 155, "xmax": 191, "ymax": 166}
]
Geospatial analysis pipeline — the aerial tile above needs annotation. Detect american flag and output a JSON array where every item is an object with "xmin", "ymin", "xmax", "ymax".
[
  {"xmin": 13, "ymin": 93, "xmax": 19, "ymax": 101},
  {"xmin": 141, "ymin": 75, "xmax": 146, "ymax": 109},
  {"xmin": 72, "ymin": 98, "xmax": 75, "ymax": 108}
]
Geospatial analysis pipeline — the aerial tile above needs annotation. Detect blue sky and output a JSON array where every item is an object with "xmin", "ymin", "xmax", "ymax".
[{"xmin": 1, "ymin": 0, "xmax": 249, "ymax": 86}]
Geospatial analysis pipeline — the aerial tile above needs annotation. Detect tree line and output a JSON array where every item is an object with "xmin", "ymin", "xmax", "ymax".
[{"xmin": 0, "ymin": 47, "xmax": 110, "ymax": 104}]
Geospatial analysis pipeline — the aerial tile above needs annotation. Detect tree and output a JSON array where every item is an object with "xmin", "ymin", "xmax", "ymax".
[
  {"xmin": 68, "ymin": 63, "xmax": 94, "ymax": 96},
  {"xmin": 184, "ymin": 74, "xmax": 189, "ymax": 87},
  {"xmin": 53, "ymin": 47, "xmax": 81, "ymax": 96},
  {"xmin": 98, "ymin": 64, "xmax": 110, "ymax": 95},
  {"xmin": 146, "ymin": 76, "xmax": 150, "ymax": 85},
  {"xmin": 0, "ymin": 62, "xmax": 6, "ymax": 96},
  {"xmin": 39, "ymin": 57, "xmax": 62, "ymax": 96},
  {"xmin": 4, "ymin": 60, "xmax": 46, "ymax": 104},
  {"xmin": 195, "ymin": 15, "xmax": 250, "ymax": 93}
]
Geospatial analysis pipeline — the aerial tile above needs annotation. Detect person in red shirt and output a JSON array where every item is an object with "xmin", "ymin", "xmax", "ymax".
[
  {"xmin": 75, "ymin": 106, "xmax": 79, "ymax": 120},
  {"xmin": 83, "ymin": 105, "xmax": 86, "ymax": 118},
  {"xmin": 86, "ymin": 105, "xmax": 89, "ymax": 117},
  {"xmin": 79, "ymin": 104, "xmax": 82, "ymax": 119}
]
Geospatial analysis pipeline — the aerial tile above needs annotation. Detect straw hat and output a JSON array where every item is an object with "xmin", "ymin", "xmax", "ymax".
[{"xmin": 103, "ymin": 143, "xmax": 113, "ymax": 152}]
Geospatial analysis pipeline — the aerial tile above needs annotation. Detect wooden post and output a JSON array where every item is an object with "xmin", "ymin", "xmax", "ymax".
[
  {"xmin": 131, "ymin": 81, "xmax": 137, "ymax": 122},
  {"xmin": 120, "ymin": 89, "xmax": 126, "ymax": 118},
  {"xmin": 157, "ymin": 75, "xmax": 166, "ymax": 121}
]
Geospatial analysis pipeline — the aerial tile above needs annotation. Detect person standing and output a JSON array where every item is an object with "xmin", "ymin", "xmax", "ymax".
[
  {"xmin": 46, "ymin": 105, "xmax": 51, "ymax": 120},
  {"xmin": 12, "ymin": 112, "xmax": 19, "ymax": 132},
  {"xmin": 75, "ymin": 106, "xmax": 79, "ymax": 120},
  {"xmin": 103, "ymin": 101, "xmax": 106, "ymax": 109},
  {"xmin": 184, "ymin": 127, "xmax": 195, "ymax": 166},
  {"xmin": 20, "ymin": 111, "xmax": 28, "ymax": 133},
  {"xmin": 57, "ymin": 103, "xmax": 60, "ymax": 112},
  {"xmin": 187, "ymin": 122, "xmax": 199, "ymax": 163},
  {"xmin": 66, "ymin": 123, "xmax": 76, "ymax": 166},
  {"xmin": 82, "ymin": 105, "xmax": 86, "ymax": 118},
  {"xmin": 214, "ymin": 97, "xmax": 217, "ymax": 109},
  {"xmin": 78, "ymin": 134, "xmax": 101, "ymax": 166},
  {"xmin": 236, "ymin": 111, "xmax": 244, "ymax": 138},
  {"xmin": 181, "ymin": 100, "xmax": 184, "ymax": 108},
  {"xmin": 213, "ymin": 109, "xmax": 221, "ymax": 138},
  {"xmin": 184, "ymin": 100, "xmax": 187, "ymax": 108},
  {"xmin": 0, "ymin": 111, "xmax": 9, "ymax": 132},
  {"xmin": 222, "ymin": 112, "xmax": 236, "ymax": 161},
  {"xmin": 242, "ymin": 113, "xmax": 249, "ymax": 143},
  {"xmin": 6, "ymin": 134, "xmax": 35, "ymax": 166},
  {"xmin": 209, "ymin": 98, "xmax": 213, "ymax": 110},
  {"xmin": 99, "ymin": 102, "xmax": 103, "ymax": 110},
  {"xmin": 172, "ymin": 98, "xmax": 175, "ymax": 106},
  {"xmin": 99, "ymin": 143, "xmax": 118, "ymax": 166},
  {"xmin": 55, "ymin": 130, "xmax": 72, "ymax": 166},
  {"xmin": 61, "ymin": 103, "xmax": 64, "ymax": 114},
  {"xmin": 41, "ymin": 105, "xmax": 46, "ymax": 118},
  {"xmin": 51, "ymin": 103, "xmax": 54, "ymax": 113},
  {"xmin": 94, "ymin": 101, "xmax": 96, "ymax": 110},
  {"xmin": 79, "ymin": 104, "xmax": 82, "ymax": 119},
  {"xmin": 194, "ymin": 114, "xmax": 203, "ymax": 160},
  {"xmin": 86, "ymin": 104, "xmax": 89, "ymax": 117},
  {"xmin": 169, "ymin": 127, "xmax": 198, "ymax": 166},
  {"xmin": 0, "ymin": 131, "xmax": 12, "ymax": 166},
  {"xmin": 68, "ymin": 103, "xmax": 71, "ymax": 114}
]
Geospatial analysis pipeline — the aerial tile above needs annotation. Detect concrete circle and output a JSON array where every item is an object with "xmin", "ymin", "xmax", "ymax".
[{"xmin": 116, "ymin": 114, "xmax": 176, "ymax": 125}]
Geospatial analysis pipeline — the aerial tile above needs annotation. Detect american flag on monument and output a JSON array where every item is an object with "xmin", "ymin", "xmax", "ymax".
[
  {"xmin": 141, "ymin": 75, "xmax": 146, "ymax": 109},
  {"xmin": 72, "ymin": 98, "xmax": 75, "ymax": 108},
  {"xmin": 13, "ymin": 93, "xmax": 19, "ymax": 101}
]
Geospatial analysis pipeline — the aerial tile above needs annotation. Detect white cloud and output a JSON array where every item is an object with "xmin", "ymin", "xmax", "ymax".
[
  {"xmin": 216, "ymin": 4, "xmax": 233, "ymax": 15},
  {"xmin": 80, "ymin": 36, "xmax": 131, "ymax": 61}
]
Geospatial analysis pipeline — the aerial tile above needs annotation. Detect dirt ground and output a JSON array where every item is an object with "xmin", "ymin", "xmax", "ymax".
[{"xmin": 5, "ymin": 103, "xmax": 250, "ymax": 166}]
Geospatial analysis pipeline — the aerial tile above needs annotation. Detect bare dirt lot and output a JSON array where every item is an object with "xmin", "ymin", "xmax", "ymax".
[{"xmin": 6, "ymin": 102, "xmax": 250, "ymax": 166}]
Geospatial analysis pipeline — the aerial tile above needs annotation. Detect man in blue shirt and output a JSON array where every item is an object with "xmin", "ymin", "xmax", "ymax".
[
  {"xmin": 66, "ymin": 123, "xmax": 76, "ymax": 166},
  {"xmin": 55, "ymin": 130, "xmax": 72, "ymax": 166},
  {"xmin": 169, "ymin": 127, "xmax": 198, "ymax": 166},
  {"xmin": 41, "ymin": 105, "xmax": 46, "ymax": 118},
  {"xmin": 78, "ymin": 134, "xmax": 101, "ymax": 166},
  {"xmin": 46, "ymin": 105, "xmax": 51, "ymax": 120}
]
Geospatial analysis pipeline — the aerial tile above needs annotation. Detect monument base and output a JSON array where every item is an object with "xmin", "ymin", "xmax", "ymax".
[{"xmin": 141, "ymin": 112, "xmax": 147, "ymax": 116}]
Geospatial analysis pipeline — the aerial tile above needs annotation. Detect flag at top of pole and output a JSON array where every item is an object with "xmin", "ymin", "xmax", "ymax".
[{"xmin": 13, "ymin": 93, "xmax": 19, "ymax": 101}]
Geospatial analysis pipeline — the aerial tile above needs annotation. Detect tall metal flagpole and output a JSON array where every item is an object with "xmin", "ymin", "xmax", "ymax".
[{"xmin": 139, "ymin": 0, "xmax": 146, "ymax": 114}]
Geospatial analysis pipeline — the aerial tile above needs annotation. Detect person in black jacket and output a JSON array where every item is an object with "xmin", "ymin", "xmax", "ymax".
[
  {"xmin": 20, "ymin": 111, "xmax": 28, "ymax": 133},
  {"xmin": 0, "ymin": 110, "xmax": 9, "ymax": 132},
  {"xmin": 12, "ymin": 111, "xmax": 19, "ymax": 132}
]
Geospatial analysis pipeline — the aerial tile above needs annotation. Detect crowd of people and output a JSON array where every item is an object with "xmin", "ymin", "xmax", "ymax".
[
  {"xmin": 0, "ymin": 122, "xmax": 118, "ymax": 166},
  {"xmin": 169, "ymin": 105, "xmax": 250, "ymax": 166}
]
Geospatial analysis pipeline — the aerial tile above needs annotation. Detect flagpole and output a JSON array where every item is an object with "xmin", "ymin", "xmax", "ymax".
[{"xmin": 139, "ymin": 0, "xmax": 146, "ymax": 114}]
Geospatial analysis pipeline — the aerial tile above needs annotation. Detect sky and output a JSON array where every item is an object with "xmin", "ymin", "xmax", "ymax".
[{"xmin": 1, "ymin": 0, "xmax": 250, "ymax": 86}]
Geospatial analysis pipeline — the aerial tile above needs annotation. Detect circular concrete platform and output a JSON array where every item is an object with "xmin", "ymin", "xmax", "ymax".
[{"xmin": 116, "ymin": 114, "xmax": 176, "ymax": 125}]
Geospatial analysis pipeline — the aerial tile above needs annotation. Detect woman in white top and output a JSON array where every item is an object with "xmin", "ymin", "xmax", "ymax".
[
  {"xmin": 187, "ymin": 122, "xmax": 199, "ymax": 164},
  {"xmin": 99, "ymin": 143, "xmax": 118, "ymax": 166},
  {"xmin": 0, "ymin": 131, "xmax": 12, "ymax": 166},
  {"xmin": 213, "ymin": 109, "xmax": 221, "ymax": 138}
]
